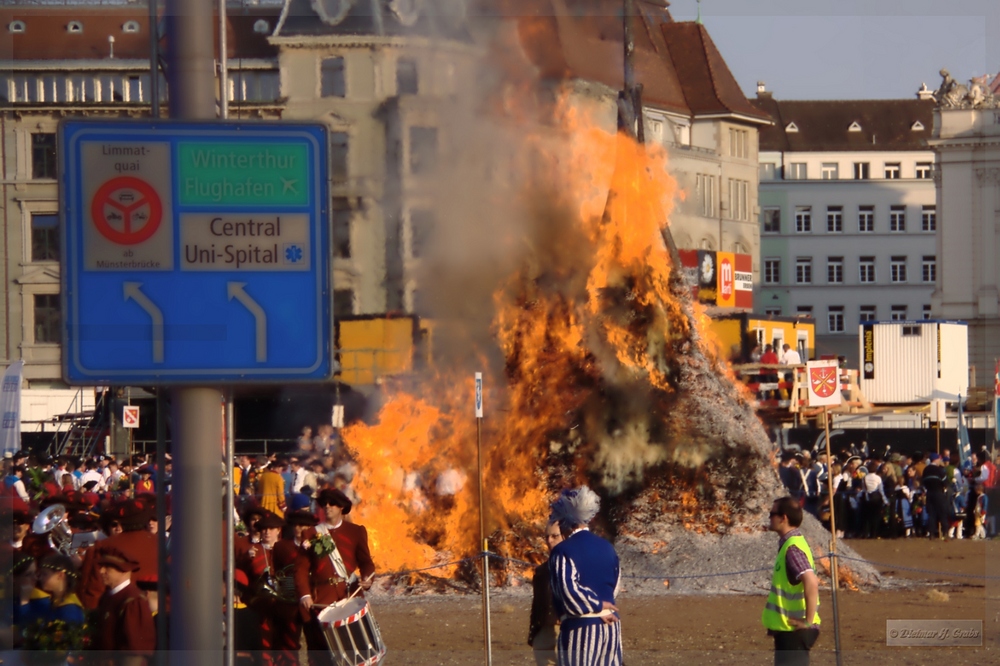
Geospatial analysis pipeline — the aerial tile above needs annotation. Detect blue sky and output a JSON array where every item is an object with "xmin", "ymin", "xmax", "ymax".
[{"xmin": 667, "ymin": 0, "xmax": 999, "ymax": 100}]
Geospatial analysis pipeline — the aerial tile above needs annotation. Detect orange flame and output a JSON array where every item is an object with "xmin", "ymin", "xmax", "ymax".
[{"xmin": 339, "ymin": 85, "xmax": 755, "ymax": 577}]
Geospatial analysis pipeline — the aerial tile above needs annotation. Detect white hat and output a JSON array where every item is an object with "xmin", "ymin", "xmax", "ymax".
[{"xmin": 549, "ymin": 486, "xmax": 601, "ymax": 527}]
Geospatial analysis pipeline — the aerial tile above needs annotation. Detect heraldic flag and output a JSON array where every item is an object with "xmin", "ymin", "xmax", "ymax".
[{"xmin": 806, "ymin": 360, "xmax": 842, "ymax": 407}]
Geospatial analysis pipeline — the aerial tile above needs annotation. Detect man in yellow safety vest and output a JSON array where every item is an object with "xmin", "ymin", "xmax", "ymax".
[{"xmin": 762, "ymin": 496, "xmax": 821, "ymax": 665}]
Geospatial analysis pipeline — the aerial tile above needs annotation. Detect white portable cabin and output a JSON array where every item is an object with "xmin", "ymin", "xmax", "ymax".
[{"xmin": 858, "ymin": 320, "xmax": 968, "ymax": 404}]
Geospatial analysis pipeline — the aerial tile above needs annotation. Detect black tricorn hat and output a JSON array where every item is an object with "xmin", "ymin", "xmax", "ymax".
[{"xmin": 316, "ymin": 488, "xmax": 352, "ymax": 515}]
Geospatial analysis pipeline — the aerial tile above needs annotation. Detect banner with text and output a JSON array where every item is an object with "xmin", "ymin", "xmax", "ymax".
[{"xmin": 0, "ymin": 361, "xmax": 24, "ymax": 454}]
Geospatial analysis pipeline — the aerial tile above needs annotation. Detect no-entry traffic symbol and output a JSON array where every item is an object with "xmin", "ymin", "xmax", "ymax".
[{"xmin": 91, "ymin": 176, "xmax": 163, "ymax": 245}]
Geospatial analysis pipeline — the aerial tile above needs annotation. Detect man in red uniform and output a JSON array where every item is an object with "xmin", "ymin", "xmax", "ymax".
[
  {"xmin": 294, "ymin": 489, "xmax": 375, "ymax": 666},
  {"xmin": 78, "ymin": 498, "xmax": 158, "ymax": 609},
  {"xmin": 92, "ymin": 547, "xmax": 156, "ymax": 661},
  {"xmin": 240, "ymin": 513, "xmax": 303, "ymax": 666}
]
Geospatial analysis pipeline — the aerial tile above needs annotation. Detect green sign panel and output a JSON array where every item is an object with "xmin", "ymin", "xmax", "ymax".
[{"xmin": 177, "ymin": 142, "xmax": 309, "ymax": 206}]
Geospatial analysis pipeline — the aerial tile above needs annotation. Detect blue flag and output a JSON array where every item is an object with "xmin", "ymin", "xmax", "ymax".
[{"xmin": 957, "ymin": 394, "xmax": 972, "ymax": 470}]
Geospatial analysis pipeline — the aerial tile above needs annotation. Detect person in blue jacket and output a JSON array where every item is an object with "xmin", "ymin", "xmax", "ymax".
[{"xmin": 547, "ymin": 486, "xmax": 621, "ymax": 666}]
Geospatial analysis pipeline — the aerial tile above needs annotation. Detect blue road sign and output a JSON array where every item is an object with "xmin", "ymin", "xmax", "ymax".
[{"xmin": 61, "ymin": 120, "xmax": 330, "ymax": 384}]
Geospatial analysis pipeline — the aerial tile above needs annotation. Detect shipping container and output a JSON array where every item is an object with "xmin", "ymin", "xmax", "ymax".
[{"xmin": 858, "ymin": 320, "xmax": 968, "ymax": 404}]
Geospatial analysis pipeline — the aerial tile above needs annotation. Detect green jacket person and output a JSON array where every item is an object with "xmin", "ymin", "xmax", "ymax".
[{"xmin": 762, "ymin": 496, "xmax": 820, "ymax": 666}]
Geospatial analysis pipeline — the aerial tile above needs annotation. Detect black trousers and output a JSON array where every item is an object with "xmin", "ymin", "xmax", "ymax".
[{"xmin": 773, "ymin": 628, "xmax": 819, "ymax": 666}]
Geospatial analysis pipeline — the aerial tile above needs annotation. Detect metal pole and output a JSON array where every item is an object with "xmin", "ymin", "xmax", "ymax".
[
  {"xmin": 477, "ymin": 416, "xmax": 492, "ymax": 666},
  {"xmin": 218, "ymin": 0, "xmax": 228, "ymax": 119},
  {"xmin": 166, "ymin": 2, "xmax": 222, "ymax": 663},
  {"xmin": 155, "ymin": 391, "xmax": 168, "ymax": 664},
  {"xmin": 823, "ymin": 407, "xmax": 843, "ymax": 666},
  {"xmin": 148, "ymin": 0, "xmax": 160, "ymax": 118},
  {"xmin": 225, "ymin": 392, "xmax": 235, "ymax": 666}
]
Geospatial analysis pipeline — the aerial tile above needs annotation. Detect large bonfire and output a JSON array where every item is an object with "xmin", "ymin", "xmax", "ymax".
[{"xmin": 337, "ymin": 12, "xmax": 876, "ymax": 592}]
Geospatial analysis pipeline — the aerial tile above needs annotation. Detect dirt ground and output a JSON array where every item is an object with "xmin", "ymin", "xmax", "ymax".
[{"xmin": 371, "ymin": 538, "xmax": 1000, "ymax": 664}]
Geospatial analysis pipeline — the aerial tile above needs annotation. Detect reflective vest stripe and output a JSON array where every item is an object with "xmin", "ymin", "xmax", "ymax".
[{"xmin": 768, "ymin": 585, "xmax": 805, "ymax": 602}]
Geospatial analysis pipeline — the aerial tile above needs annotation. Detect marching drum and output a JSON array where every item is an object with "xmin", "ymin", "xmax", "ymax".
[{"xmin": 318, "ymin": 598, "xmax": 387, "ymax": 666}]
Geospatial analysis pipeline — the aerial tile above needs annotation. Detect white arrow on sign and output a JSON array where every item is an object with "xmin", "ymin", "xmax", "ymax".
[
  {"xmin": 228, "ymin": 282, "xmax": 267, "ymax": 362},
  {"xmin": 123, "ymin": 282, "xmax": 164, "ymax": 363}
]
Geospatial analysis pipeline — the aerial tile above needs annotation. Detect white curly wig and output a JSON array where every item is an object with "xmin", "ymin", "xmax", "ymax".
[{"xmin": 549, "ymin": 485, "xmax": 601, "ymax": 528}]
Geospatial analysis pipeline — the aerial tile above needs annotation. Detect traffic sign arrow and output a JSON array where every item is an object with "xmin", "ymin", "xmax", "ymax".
[
  {"xmin": 123, "ymin": 282, "xmax": 164, "ymax": 363},
  {"xmin": 228, "ymin": 282, "xmax": 267, "ymax": 362}
]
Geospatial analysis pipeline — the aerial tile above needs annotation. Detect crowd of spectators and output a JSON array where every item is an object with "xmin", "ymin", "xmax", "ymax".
[{"xmin": 777, "ymin": 443, "xmax": 998, "ymax": 540}]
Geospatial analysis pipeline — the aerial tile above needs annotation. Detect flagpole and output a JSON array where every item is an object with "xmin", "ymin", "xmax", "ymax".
[{"xmin": 822, "ymin": 405, "xmax": 843, "ymax": 666}]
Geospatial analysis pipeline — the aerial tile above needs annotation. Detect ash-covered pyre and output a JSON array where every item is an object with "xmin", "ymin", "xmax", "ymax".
[{"xmin": 339, "ymin": 7, "xmax": 879, "ymax": 593}]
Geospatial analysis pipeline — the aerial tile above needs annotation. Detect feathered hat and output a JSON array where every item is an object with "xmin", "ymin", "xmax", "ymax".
[{"xmin": 549, "ymin": 486, "xmax": 601, "ymax": 527}]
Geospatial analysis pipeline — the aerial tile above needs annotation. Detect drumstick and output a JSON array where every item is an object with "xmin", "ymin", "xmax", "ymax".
[{"xmin": 346, "ymin": 573, "xmax": 375, "ymax": 601}]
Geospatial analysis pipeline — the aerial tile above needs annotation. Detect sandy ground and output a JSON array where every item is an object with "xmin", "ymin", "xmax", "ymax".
[{"xmin": 369, "ymin": 538, "xmax": 1000, "ymax": 665}]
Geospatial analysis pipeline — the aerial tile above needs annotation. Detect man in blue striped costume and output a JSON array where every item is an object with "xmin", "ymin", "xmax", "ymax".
[{"xmin": 548, "ymin": 486, "xmax": 622, "ymax": 666}]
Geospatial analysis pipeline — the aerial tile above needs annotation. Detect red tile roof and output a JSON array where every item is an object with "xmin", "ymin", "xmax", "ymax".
[
  {"xmin": 1, "ymin": 6, "xmax": 278, "ymax": 62},
  {"xmin": 660, "ymin": 22, "xmax": 770, "ymax": 122},
  {"xmin": 751, "ymin": 96, "xmax": 935, "ymax": 152},
  {"xmin": 501, "ymin": 0, "xmax": 763, "ymax": 121}
]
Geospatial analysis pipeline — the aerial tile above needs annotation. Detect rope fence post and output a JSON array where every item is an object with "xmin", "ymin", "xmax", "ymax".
[{"xmin": 474, "ymin": 372, "xmax": 492, "ymax": 666}]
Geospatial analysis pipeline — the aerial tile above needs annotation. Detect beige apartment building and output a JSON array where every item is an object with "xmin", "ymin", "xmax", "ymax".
[
  {"xmin": 929, "ymin": 102, "xmax": 1000, "ymax": 389},
  {"xmin": 2, "ymin": 0, "xmax": 764, "ymax": 389}
]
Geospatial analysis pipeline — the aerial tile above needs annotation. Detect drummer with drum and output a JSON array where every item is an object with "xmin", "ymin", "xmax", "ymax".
[{"xmin": 294, "ymin": 488, "xmax": 376, "ymax": 666}]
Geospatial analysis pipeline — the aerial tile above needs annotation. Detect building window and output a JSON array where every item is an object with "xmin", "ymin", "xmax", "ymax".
[
  {"xmin": 859, "ymin": 305, "xmax": 876, "ymax": 322},
  {"xmin": 32, "ymin": 133, "xmax": 57, "ymax": 179},
  {"xmin": 67, "ymin": 21, "xmax": 83, "ymax": 34},
  {"xmin": 828, "ymin": 306, "xmax": 845, "ymax": 333},
  {"xmin": 252, "ymin": 19, "xmax": 270, "ymax": 34},
  {"xmin": 728, "ymin": 178, "xmax": 749, "ymax": 221},
  {"xmin": 889, "ymin": 205, "xmax": 906, "ymax": 232},
  {"xmin": 9, "ymin": 20, "xmax": 26, "ymax": 33},
  {"xmin": 921, "ymin": 206, "xmax": 936, "ymax": 231},
  {"xmin": 695, "ymin": 173, "xmax": 716, "ymax": 217},
  {"xmin": 321, "ymin": 57, "xmax": 346, "ymax": 97},
  {"xmin": 858, "ymin": 206, "xmax": 874, "ymax": 232},
  {"xmin": 795, "ymin": 258, "xmax": 812, "ymax": 284},
  {"xmin": 396, "ymin": 58, "xmax": 418, "ymax": 95},
  {"xmin": 853, "ymin": 162, "xmax": 870, "ymax": 180},
  {"xmin": 31, "ymin": 213, "xmax": 59, "ymax": 262},
  {"xmin": 902, "ymin": 324, "xmax": 922, "ymax": 336},
  {"xmin": 729, "ymin": 128, "xmax": 749, "ymax": 158},
  {"xmin": 922, "ymin": 256, "xmax": 936, "ymax": 283},
  {"xmin": 762, "ymin": 207, "xmax": 780, "ymax": 233},
  {"xmin": 915, "ymin": 162, "xmax": 932, "ymax": 179},
  {"xmin": 884, "ymin": 163, "xmax": 901, "ymax": 179},
  {"xmin": 794, "ymin": 206, "xmax": 811, "ymax": 233},
  {"xmin": 827, "ymin": 257, "xmax": 843, "ymax": 284},
  {"xmin": 890, "ymin": 305, "xmax": 907, "ymax": 321},
  {"xmin": 764, "ymin": 258, "xmax": 781, "ymax": 285},
  {"xmin": 821, "ymin": 163, "xmax": 839, "ymax": 180},
  {"xmin": 408, "ymin": 209, "xmax": 434, "ymax": 258},
  {"xmin": 923, "ymin": 304, "xmax": 932, "ymax": 319},
  {"xmin": 765, "ymin": 307, "xmax": 782, "ymax": 316},
  {"xmin": 409, "ymin": 126, "xmax": 438, "ymax": 175},
  {"xmin": 122, "ymin": 20, "xmax": 140, "ymax": 33},
  {"xmin": 333, "ymin": 289, "xmax": 354, "ymax": 317},
  {"xmin": 826, "ymin": 206, "xmax": 843, "ymax": 232},
  {"xmin": 859, "ymin": 257, "xmax": 876, "ymax": 283},
  {"xmin": 796, "ymin": 305, "xmax": 814, "ymax": 318},
  {"xmin": 330, "ymin": 132, "xmax": 348, "ymax": 181},
  {"xmin": 33, "ymin": 294, "xmax": 60, "ymax": 344},
  {"xmin": 759, "ymin": 163, "xmax": 776, "ymax": 181},
  {"xmin": 332, "ymin": 198, "xmax": 351, "ymax": 259},
  {"xmin": 787, "ymin": 163, "xmax": 807, "ymax": 180},
  {"xmin": 890, "ymin": 256, "xmax": 907, "ymax": 283}
]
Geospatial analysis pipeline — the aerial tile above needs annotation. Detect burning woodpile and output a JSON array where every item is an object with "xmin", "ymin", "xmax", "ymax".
[{"xmin": 340, "ymin": 5, "xmax": 881, "ymax": 594}]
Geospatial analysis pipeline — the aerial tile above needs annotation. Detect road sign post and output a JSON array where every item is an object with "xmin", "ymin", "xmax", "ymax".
[{"xmin": 60, "ymin": 122, "xmax": 330, "ymax": 383}]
